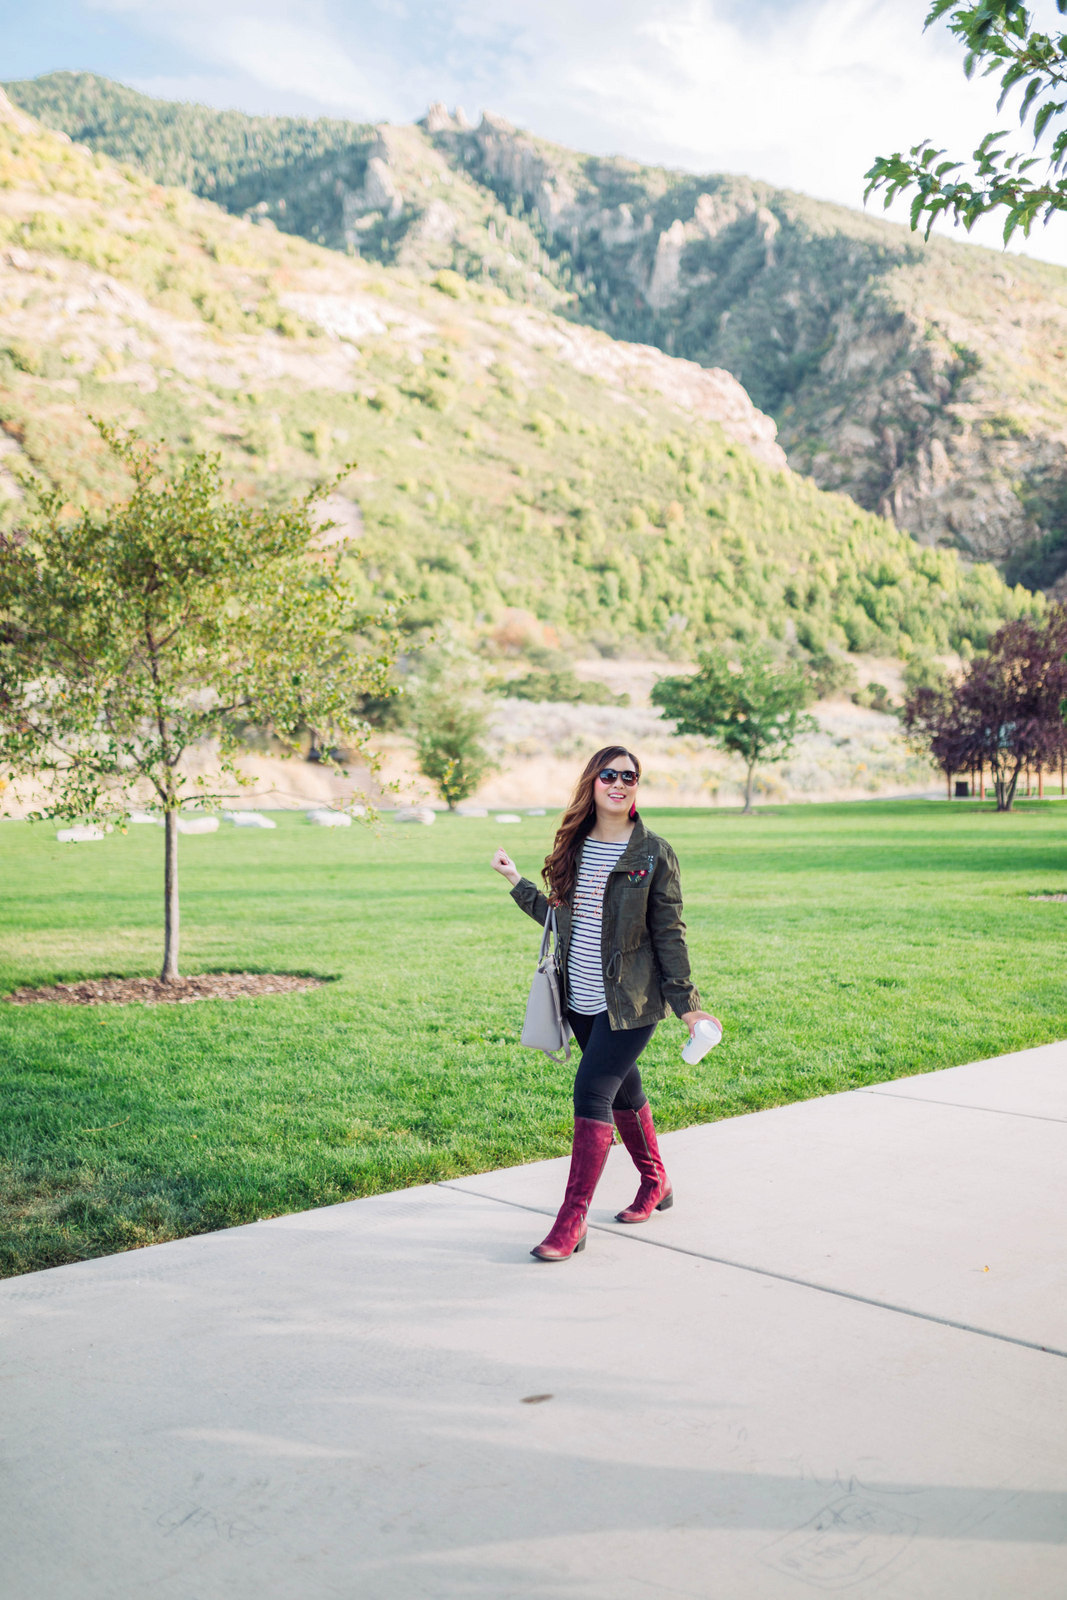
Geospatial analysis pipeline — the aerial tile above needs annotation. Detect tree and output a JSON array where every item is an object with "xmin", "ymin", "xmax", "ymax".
[
  {"xmin": 0, "ymin": 429, "xmax": 399, "ymax": 980},
  {"xmin": 866, "ymin": 2, "xmax": 1067, "ymax": 244},
  {"xmin": 903, "ymin": 605, "xmax": 1067, "ymax": 809},
  {"xmin": 652, "ymin": 644, "xmax": 816, "ymax": 813},
  {"xmin": 412, "ymin": 691, "xmax": 495, "ymax": 810},
  {"xmin": 404, "ymin": 637, "xmax": 496, "ymax": 811},
  {"xmin": 900, "ymin": 679, "xmax": 979, "ymax": 795}
]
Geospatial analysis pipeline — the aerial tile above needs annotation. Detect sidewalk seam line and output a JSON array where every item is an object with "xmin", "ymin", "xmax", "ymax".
[
  {"xmin": 855, "ymin": 1089, "xmax": 1067, "ymax": 1125},
  {"xmin": 438, "ymin": 1181, "xmax": 1067, "ymax": 1362}
]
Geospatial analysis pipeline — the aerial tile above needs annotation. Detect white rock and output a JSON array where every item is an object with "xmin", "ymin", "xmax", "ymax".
[
  {"xmin": 176, "ymin": 816, "xmax": 220, "ymax": 834},
  {"xmin": 456, "ymin": 805, "xmax": 489, "ymax": 817},
  {"xmin": 395, "ymin": 806, "xmax": 436, "ymax": 825},
  {"xmin": 230, "ymin": 813, "xmax": 275, "ymax": 829},
  {"xmin": 127, "ymin": 811, "xmax": 160, "ymax": 825},
  {"xmin": 424, "ymin": 102, "xmax": 454, "ymax": 133},
  {"xmin": 495, "ymin": 813, "xmax": 523, "ymax": 824},
  {"xmin": 647, "ymin": 218, "xmax": 688, "ymax": 310},
  {"xmin": 56, "ymin": 825, "xmax": 105, "ymax": 843},
  {"xmin": 526, "ymin": 808, "xmax": 547, "ymax": 816},
  {"xmin": 307, "ymin": 809, "xmax": 352, "ymax": 827}
]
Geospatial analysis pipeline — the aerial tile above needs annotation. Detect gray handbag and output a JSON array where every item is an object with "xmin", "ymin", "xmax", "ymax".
[{"xmin": 520, "ymin": 905, "xmax": 572, "ymax": 1062}]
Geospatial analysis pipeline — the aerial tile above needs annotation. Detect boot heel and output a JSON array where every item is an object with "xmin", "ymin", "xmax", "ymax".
[
  {"xmin": 656, "ymin": 1191, "xmax": 674, "ymax": 1211},
  {"xmin": 574, "ymin": 1233, "xmax": 587, "ymax": 1252}
]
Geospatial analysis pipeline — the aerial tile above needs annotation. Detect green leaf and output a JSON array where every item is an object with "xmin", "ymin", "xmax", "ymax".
[
  {"xmin": 1034, "ymin": 99, "xmax": 1061, "ymax": 139},
  {"xmin": 1018, "ymin": 75, "xmax": 1044, "ymax": 121},
  {"xmin": 996, "ymin": 61, "xmax": 1029, "ymax": 114}
]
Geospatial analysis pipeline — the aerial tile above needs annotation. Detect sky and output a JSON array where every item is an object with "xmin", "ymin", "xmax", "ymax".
[{"xmin": 7, "ymin": 0, "xmax": 1067, "ymax": 267}]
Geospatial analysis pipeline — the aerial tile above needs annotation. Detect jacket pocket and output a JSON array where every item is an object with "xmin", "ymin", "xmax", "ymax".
[
  {"xmin": 615, "ymin": 938, "xmax": 659, "ymax": 1016},
  {"xmin": 614, "ymin": 884, "xmax": 651, "ymax": 947}
]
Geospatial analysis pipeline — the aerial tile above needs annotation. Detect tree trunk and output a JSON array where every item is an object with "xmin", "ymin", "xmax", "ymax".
[
  {"xmin": 946, "ymin": 770, "xmax": 952, "ymax": 800},
  {"xmin": 743, "ymin": 759, "xmax": 756, "ymax": 814},
  {"xmin": 161, "ymin": 809, "xmax": 180, "ymax": 982},
  {"xmin": 994, "ymin": 770, "xmax": 1019, "ymax": 813}
]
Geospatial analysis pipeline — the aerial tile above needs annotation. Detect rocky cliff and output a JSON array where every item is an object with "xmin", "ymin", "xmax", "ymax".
[{"xmin": 425, "ymin": 112, "xmax": 1067, "ymax": 587}]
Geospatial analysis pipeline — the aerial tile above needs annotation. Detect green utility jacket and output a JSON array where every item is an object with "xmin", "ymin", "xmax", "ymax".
[{"xmin": 510, "ymin": 814, "xmax": 701, "ymax": 1031}]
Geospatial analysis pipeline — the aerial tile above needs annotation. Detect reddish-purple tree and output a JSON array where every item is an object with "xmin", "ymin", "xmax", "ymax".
[
  {"xmin": 902, "ymin": 681, "xmax": 977, "ymax": 796},
  {"xmin": 904, "ymin": 605, "xmax": 1067, "ymax": 812}
]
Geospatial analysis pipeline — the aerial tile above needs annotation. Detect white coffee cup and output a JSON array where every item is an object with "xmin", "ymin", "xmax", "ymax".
[{"xmin": 681, "ymin": 1017, "xmax": 723, "ymax": 1064}]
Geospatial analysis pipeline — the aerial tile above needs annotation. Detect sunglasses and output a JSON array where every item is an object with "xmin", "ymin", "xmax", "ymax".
[{"xmin": 597, "ymin": 768, "xmax": 639, "ymax": 787}]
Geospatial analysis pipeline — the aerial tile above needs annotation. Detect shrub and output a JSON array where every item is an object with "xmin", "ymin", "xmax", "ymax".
[
  {"xmin": 852, "ymin": 681, "xmax": 896, "ymax": 713},
  {"xmin": 368, "ymin": 385, "xmax": 401, "ymax": 415},
  {"xmin": 805, "ymin": 650, "xmax": 858, "ymax": 699},
  {"xmin": 527, "ymin": 411, "xmax": 555, "ymax": 442},
  {"xmin": 412, "ymin": 692, "xmax": 495, "ymax": 809},
  {"xmin": 432, "ymin": 269, "xmax": 466, "ymax": 299},
  {"xmin": 501, "ymin": 667, "xmax": 628, "ymax": 706}
]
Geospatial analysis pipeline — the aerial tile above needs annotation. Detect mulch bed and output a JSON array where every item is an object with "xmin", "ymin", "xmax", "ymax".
[{"xmin": 2, "ymin": 973, "xmax": 325, "ymax": 1006}]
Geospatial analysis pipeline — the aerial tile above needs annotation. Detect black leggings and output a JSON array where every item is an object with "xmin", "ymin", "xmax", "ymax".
[{"xmin": 566, "ymin": 1009, "xmax": 657, "ymax": 1124}]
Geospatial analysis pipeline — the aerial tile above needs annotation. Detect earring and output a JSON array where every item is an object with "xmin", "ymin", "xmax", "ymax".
[{"xmin": 629, "ymin": 800, "xmax": 637, "ymax": 819}]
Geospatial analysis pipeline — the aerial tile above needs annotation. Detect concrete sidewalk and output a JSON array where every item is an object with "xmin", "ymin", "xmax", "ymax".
[{"xmin": 2, "ymin": 1045, "xmax": 1065, "ymax": 1599}]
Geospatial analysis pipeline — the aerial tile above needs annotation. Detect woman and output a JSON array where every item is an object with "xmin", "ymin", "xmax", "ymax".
[{"xmin": 491, "ymin": 745, "xmax": 717, "ymax": 1262}]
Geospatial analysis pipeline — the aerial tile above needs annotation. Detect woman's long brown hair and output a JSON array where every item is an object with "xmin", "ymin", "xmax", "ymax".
[{"xmin": 542, "ymin": 745, "xmax": 641, "ymax": 905}]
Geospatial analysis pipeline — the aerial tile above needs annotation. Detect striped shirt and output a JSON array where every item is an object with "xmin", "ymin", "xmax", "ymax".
[{"xmin": 567, "ymin": 836, "xmax": 628, "ymax": 1014}]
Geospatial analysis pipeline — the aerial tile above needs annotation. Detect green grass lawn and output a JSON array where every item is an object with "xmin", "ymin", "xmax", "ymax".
[{"xmin": 1, "ymin": 800, "xmax": 1065, "ymax": 1278}]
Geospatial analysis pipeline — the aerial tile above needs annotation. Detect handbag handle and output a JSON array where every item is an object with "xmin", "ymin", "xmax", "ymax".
[{"xmin": 539, "ymin": 904, "xmax": 560, "ymax": 964}]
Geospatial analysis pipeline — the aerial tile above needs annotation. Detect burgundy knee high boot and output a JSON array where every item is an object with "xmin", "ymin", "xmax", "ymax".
[
  {"xmin": 531, "ymin": 1117, "xmax": 615, "ymax": 1261},
  {"xmin": 613, "ymin": 1102, "xmax": 673, "ymax": 1224}
]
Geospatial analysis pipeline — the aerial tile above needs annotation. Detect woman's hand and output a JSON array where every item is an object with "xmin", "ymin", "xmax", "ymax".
[
  {"xmin": 491, "ymin": 848, "xmax": 522, "ymax": 887},
  {"xmin": 681, "ymin": 1009, "xmax": 721, "ymax": 1037}
]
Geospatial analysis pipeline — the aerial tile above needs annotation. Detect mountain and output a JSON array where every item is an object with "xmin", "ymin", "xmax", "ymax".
[
  {"xmin": 0, "ymin": 88, "xmax": 1030, "ymax": 668},
  {"xmin": 1, "ymin": 73, "xmax": 571, "ymax": 312},
  {"xmin": 10, "ymin": 71, "xmax": 1067, "ymax": 591},
  {"xmin": 440, "ymin": 114, "xmax": 1067, "ymax": 594}
]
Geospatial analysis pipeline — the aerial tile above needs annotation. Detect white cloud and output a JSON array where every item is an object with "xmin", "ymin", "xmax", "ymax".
[
  {"xmin": 206, "ymin": 17, "xmax": 376, "ymax": 109},
  {"xmin": 89, "ymin": 0, "xmax": 399, "ymax": 118}
]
